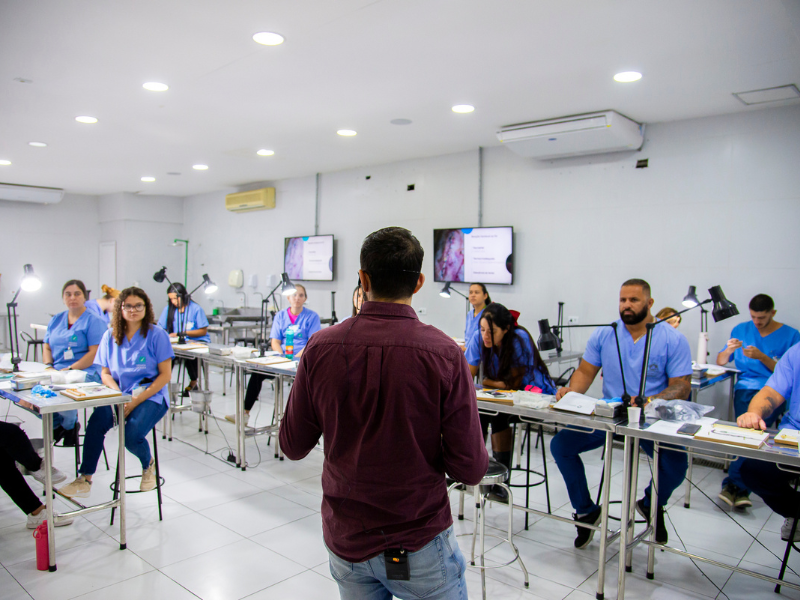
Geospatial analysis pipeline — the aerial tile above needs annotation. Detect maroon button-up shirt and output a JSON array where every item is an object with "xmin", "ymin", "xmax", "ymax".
[{"xmin": 279, "ymin": 301, "xmax": 488, "ymax": 562}]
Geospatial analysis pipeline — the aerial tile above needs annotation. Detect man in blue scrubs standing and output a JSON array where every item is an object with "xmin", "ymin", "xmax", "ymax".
[
  {"xmin": 738, "ymin": 341, "xmax": 800, "ymax": 541},
  {"xmin": 551, "ymin": 279, "xmax": 692, "ymax": 548},
  {"xmin": 716, "ymin": 294, "xmax": 799, "ymax": 508}
]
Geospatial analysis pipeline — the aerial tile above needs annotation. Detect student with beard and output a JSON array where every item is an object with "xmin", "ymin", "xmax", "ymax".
[{"xmin": 550, "ymin": 279, "xmax": 692, "ymax": 549}]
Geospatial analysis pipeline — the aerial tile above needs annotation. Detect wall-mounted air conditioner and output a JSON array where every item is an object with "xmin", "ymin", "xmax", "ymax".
[
  {"xmin": 225, "ymin": 187, "xmax": 276, "ymax": 213},
  {"xmin": 0, "ymin": 182, "xmax": 65, "ymax": 204},
  {"xmin": 497, "ymin": 110, "xmax": 644, "ymax": 160}
]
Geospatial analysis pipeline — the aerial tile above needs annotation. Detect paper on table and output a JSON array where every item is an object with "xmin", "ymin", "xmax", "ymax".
[
  {"xmin": 645, "ymin": 417, "xmax": 718, "ymax": 436},
  {"xmin": 552, "ymin": 391, "xmax": 597, "ymax": 415},
  {"xmin": 695, "ymin": 363, "xmax": 740, "ymax": 374}
]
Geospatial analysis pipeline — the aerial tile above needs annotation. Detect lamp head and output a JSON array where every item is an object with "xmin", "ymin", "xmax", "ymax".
[
  {"xmin": 202, "ymin": 274, "xmax": 218, "ymax": 295},
  {"xmin": 280, "ymin": 273, "xmax": 296, "ymax": 296},
  {"xmin": 153, "ymin": 267, "xmax": 167, "ymax": 283},
  {"xmin": 20, "ymin": 264, "xmax": 41, "ymax": 292},
  {"xmin": 537, "ymin": 319, "xmax": 559, "ymax": 352},
  {"xmin": 709, "ymin": 285, "xmax": 739, "ymax": 322},
  {"xmin": 439, "ymin": 282, "xmax": 452, "ymax": 298},
  {"xmin": 682, "ymin": 285, "xmax": 700, "ymax": 308}
]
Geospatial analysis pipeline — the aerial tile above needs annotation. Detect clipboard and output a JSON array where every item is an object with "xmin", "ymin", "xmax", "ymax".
[
  {"xmin": 694, "ymin": 424, "xmax": 768, "ymax": 449},
  {"xmin": 476, "ymin": 389, "xmax": 516, "ymax": 405}
]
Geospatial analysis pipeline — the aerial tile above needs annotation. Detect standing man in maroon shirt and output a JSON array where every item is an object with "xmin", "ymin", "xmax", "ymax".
[{"xmin": 280, "ymin": 227, "xmax": 488, "ymax": 600}]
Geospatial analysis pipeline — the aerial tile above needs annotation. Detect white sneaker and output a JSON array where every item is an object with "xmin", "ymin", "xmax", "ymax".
[
  {"xmin": 224, "ymin": 413, "xmax": 249, "ymax": 426},
  {"xmin": 59, "ymin": 475, "xmax": 92, "ymax": 498},
  {"xmin": 781, "ymin": 517, "xmax": 800, "ymax": 542},
  {"xmin": 28, "ymin": 464, "xmax": 68, "ymax": 486},
  {"xmin": 140, "ymin": 458, "xmax": 157, "ymax": 492},
  {"xmin": 27, "ymin": 510, "xmax": 74, "ymax": 529}
]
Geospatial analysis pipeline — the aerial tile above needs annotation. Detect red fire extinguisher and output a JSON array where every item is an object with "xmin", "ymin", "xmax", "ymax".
[{"xmin": 33, "ymin": 521, "xmax": 49, "ymax": 571}]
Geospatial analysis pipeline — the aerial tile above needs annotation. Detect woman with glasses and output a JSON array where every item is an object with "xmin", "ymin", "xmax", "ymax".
[
  {"xmin": 43, "ymin": 280, "xmax": 107, "ymax": 446},
  {"xmin": 60, "ymin": 287, "xmax": 173, "ymax": 498}
]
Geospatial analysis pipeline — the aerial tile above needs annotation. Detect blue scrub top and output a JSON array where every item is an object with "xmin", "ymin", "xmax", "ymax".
[
  {"xmin": 465, "ymin": 329, "xmax": 482, "ymax": 367},
  {"xmin": 465, "ymin": 307, "xmax": 485, "ymax": 342},
  {"xmin": 583, "ymin": 319, "xmax": 692, "ymax": 399},
  {"xmin": 270, "ymin": 308, "xmax": 321, "ymax": 353},
  {"xmin": 157, "ymin": 301, "xmax": 210, "ymax": 343},
  {"xmin": 766, "ymin": 342, "xmax": 800, "ymax": 430},
  {"xmin": 482, "ymin": 329, "xmax": 556, "ymax": 393},
  {"xmin": 84, "ymin": 299, "xmax": 111, "ymax": 326},
  {"xmin": 720, "ymin": 321, "xmax": 800, "ymax": 390},
  {"xmin": 44, "ymin": 310, "xmax": 106, "ymax": 376},
  {"xmin": 94, "ymin": 327, "xmax": 175, "ymax": 405}
]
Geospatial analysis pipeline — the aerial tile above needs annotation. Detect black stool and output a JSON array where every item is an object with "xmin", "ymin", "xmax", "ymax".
[
  {"xmin": 109, "ymin": 427, "xmax": 164, "ymax": 524},
  {"xmin": 776, "ymin": 478, "xmax": 800, "ymax": 594},
  {"xmin": 21, "ymin": 332, "xmax": 44, "ymax": 362},
  {"xmin": 509, "ymin": 420, "xmax": 551, "ymax": 529}
]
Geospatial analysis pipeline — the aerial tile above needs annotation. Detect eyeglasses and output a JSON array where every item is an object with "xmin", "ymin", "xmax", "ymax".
[{"xmin": 122, "ymin": 304, "xmax": 146, "ymax": 312}]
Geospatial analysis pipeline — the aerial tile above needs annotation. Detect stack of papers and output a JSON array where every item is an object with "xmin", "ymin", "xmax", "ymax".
[
  {"xmin": 246, "ymin": 356, "xmax": 292, "ymax": 366},
  {"xmin": 552, "ymin": 392, "xmax": 597, "ymax": 415},
  {"xmin": 695, "ymin": 423, "xmax": 769, "ymax": 449}
]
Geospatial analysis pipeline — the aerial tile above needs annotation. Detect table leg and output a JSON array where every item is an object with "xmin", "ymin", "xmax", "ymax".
[
  {"xmin": 684, "ymin": 449, "xmax": 693, "ymax": 508},
  {"xmin": 617, "ymin": 434, "xmax": 633, "ymax": 600},
  {"xmin": 626, "ymin": 442, "xmax": 641, "ymax": 573},
  {"xmin": 647, "ymin": 442, "xmax": 659, "ymax": 578},
  {"xmin": 596, "ymin": 431, "xmax": 613, "ymax": 600},
  {"xmin": 43, "ymin": 413, "xmax": 57, "ymax": 571},
  {"xmin": 117, "ymin": 404, "xmax": 127, "ymax": 550},
  {"xmin": 277, "ymin": 375, "xmax": 284, "ymax": 460},
  {"xmin": 238, "ymin": 365, "xmax": 246, "ymax": 470}
]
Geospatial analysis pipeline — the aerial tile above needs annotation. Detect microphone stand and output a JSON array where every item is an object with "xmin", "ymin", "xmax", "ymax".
[
  {"xmin": 329, "ymin": 291, "xmax": 338, "ymax": 326},
  {"xmin": 259, "ymin": 279, "xmax": 284, "ymax": 356}
]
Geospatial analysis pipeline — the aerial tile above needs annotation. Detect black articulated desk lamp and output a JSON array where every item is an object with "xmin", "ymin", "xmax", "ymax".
[
  {"xmin": 6, "ymin": 264, "xmax": 42, "ymax": 372},
  {"xmin": 153, "ymin": 267, "xmax": 217, "ymax": 344},
  {"xmin": 259, "ymin": 273, "xmax": 296, "ymax": 355}
]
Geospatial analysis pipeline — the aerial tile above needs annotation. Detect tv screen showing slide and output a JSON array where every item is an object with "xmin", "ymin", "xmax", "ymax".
[
  {"xmin": 433, "ymin": 227, "xmax": 513, "ymax": 285},
  {"xmin": 284, "ymin": 235, "xmax": 334, "ymax": 281}
]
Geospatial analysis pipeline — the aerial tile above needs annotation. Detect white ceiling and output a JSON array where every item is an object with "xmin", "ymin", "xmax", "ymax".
[{"xmin": 1, "ymin": 0, "xmax": 799, "ymax": 197}]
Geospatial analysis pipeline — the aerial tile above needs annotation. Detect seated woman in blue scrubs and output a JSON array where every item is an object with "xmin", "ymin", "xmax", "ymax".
[
  {"xmin": 84, "ymin": 284, "xmax": 119, "ymax": 326},
  {"xmin": 477, "ymin": 303, "xmax": 556, "ymax": 500},
  {"xmin": 465, "ymin": 282, "xmax": 491, "ymax": 342},
  {"xmin": 225, "ymin": 284, "xmax": 321, "ymax": 425},
  {"xmin": 157, "ymin": 282, "xmax": 209, "ymax": 395},
  {"xmin": 60, "ymin": 287, "xmax": 173, "ymax": 498},
  {"xmin": 43, "ymin": 280, "xmax": 107, "ymax": 446}
]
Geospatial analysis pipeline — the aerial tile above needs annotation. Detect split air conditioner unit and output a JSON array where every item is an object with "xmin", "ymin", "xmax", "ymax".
[
  {"xmin": 225, "ymin": 187, "xmax": 276, "ymax": 213},
  {"xmin": 0, "ymin": 182, "xmax": 65, "ymax": 204},
  {"xmin": 496, "ymin": 110, "xmax": 644, "ymax": 160}
]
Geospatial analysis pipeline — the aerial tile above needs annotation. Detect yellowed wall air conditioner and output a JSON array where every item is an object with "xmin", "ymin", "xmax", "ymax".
[{"xmin": 225, "ymin": 187, "xmax": 276, "ymax": 213}]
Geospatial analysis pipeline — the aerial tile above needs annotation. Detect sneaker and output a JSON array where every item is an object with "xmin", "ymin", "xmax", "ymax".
[
  {"xmin": 733, "ymin": 491, "xmax": 752, "ymax": 509},
  {"xmin": 718, "ymin": 484, "xmax": 737, "ymax": 507},
  {"xmin": 487, "ymin": 485, "xmax": 509, "ymax": 504},
  {"xmin": 28, "ymin": 464, "xmax": 68, "ymax": 486},
  {"xmin": 26, "ymin": 510, "xmax": 74, "ymax": 529},
  {"xmin": 59, "ymin": 475, "xmax": 92, "ymax": 498},
  {"xmin": 636, "ymin": 498, "xmax": 668, "ymax": 544},
  {"xmin": 140, "ymin": 458, "xmax": 157, "ymax": 492},
  {"xmin": 573, "ymin": 506, "xmax": 603, "ymax": 549},
  {"xmin": 62, "ymin": 422, "xmax": 80, "ymax": 448},
  {"xmin": 224, "ymin": 413, "xmax": 249, "ymax": 426},
  {"xmin": 781, "ymin": 518, "xmax": 800, "ymax": 542}
]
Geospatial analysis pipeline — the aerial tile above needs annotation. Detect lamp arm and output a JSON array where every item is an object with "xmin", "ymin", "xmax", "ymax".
[
  {"xmin": 6, "ymin": 298, "xmax": 22, "ymax": 372},
  {"xmin": 610, "ymin": 322, "xmax": 632, "ymax": 406},
  {"xmin": 657, "ymin": 299, "xmax": 712, "ymax": 324},
  {"xmin": 450, "ymin": 287, "xmax": 469, "ymax": 301}
]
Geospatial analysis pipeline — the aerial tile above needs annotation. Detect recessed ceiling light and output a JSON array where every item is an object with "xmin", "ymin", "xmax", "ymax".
[
  {"xmin": 193, "ymin": 164, "xmax": 209, "ymax": 170},
  {"xmin": 76, "ymin": 116, "xmax": 98, "ymax": 124},
  {"xmin": 451, "ymin": 105, "xmax": 475, "ymax": 114},
  {"xmin": 257, "ymin": 149, "xmax": 275, "ymax": 156},
  {"xmin": 143, "ymin": 82, "xmax": 169, "ymax": 92},
  {"xmin": 613, "ymin": 71, "xmax": 642, "ymax": 83},
  {"xmin": 390, "ymin": 118, "xmax": 412, "ymax": 125},
  {"xmin": 28, "ymin": 142, "xmax": 47, "ymax": 147},
  {"xmin": 141, "ymin": 176, "xmax": 156, "ymax": 182},
  {"xmin": 253, "ymin": 32, "xmax": 285, "ymax": 46},
  {"xmin": 337, "ymin": 129, "xmax": 357, "ymax": 137},
  {"xmin": 0, "ymin": 159, "xmax": 11, "ymax": 166}
]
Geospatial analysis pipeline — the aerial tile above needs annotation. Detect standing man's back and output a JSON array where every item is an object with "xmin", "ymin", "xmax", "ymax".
[{"xmin": 280, "ymin": 227, "xmax": 488, "ymax": 600}]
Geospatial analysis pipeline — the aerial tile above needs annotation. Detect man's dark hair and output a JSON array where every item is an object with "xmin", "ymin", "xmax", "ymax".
[
  {"xmin": 749, "ymin": 294, "xmax": 774, "ymax": 312},
  {"xmin": 360, "ymin": 227, "xmax": 424, "ymax": 300},
  {"xmin": 621, "ymin": 278, "xmax": 651, "ymax": 297}
]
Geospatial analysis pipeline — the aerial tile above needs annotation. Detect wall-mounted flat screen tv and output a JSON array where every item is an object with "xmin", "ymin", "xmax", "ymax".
[
  {"xmin": 433, "ymin": 227, "xmax": 513, "ymax": 285},
  {"xmin": 284, "ymin": 235, "xmax": 334, "ymax": 281}
]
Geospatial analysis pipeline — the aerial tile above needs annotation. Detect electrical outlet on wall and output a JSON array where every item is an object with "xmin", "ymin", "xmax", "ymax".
[{"xmin": 568, "ymin": 316, "xmax": 579, "ymax": 325}]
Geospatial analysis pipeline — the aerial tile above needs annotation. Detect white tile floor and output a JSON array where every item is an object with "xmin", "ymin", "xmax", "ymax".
[{"xmin": 1, "ymin": 372, "xmax": 799, "ymax": 600}]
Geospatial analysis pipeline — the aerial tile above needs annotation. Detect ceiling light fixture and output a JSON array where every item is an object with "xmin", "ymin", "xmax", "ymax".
[
  {"xmin": 452, "ymin": 105, "xmax": 475, "ymax": 114},
  {"xmin": 143, "ymin": 82, "xmax": 169, "ymax": 92},
  {"xmin": 28, "ymin": 142, "xmax": 47, "ymax": 147},
  {"xmin": 253, "ymin": 32, "xmax": 285, "ymax": 46},
  {"xmin": 337, "ymin": 129, "xmax": 357, "ymax": 137},
  {"xmin": 141, "ymin": 176, "xmax": 156, "ymax": 182},
  {"xmin": 257, "ymin": 149, "xmax": 275, "ymax": 156},
  {"xmin": 193, "ymin": 164, "xmax": 209, "ymax": 170},
  {"xmin": 75, "ymin": 116, "xmax": 98, "ymax": 124},
  {"xmin": 0, "ymin": 160, "xmax": 11, "ymax": 166},
  {"xmin": 613, "ymin": 71, "xmax": 642, "ymax": 83}
]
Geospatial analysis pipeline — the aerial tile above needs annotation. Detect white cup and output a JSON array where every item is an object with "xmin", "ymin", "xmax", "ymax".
[{"xmin": 627, "ymin": 406, "xmax": 642, "ymax": 428}]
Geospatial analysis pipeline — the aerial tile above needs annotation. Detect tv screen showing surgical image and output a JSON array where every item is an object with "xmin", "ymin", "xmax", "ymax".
[
  {"xmin": 433, "ymin": 227, "xmax": 513, "ymax": 285},
  {"xmin": 284, "ymin": 235, "xmax": 334, "ymax": 281}
]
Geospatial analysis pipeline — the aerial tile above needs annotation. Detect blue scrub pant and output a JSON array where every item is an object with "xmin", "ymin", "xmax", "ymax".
[
  {"xmin": 723, "ymin": 388, "xmax": 784, "ymax": 494},
  {"xmin": 80, "ymin": 400, "xmax": 168, "ymax": 474},
  {"xmin": 550, "ymin": 428, "xmax": 688, "ymax": 515},
  {"xmin": 740, "ymin": 459, "xmax": 800, "ymax": 518},
  {"xmin": 51, "ymin": 372, "xmax": 101, "ymax": 432}
]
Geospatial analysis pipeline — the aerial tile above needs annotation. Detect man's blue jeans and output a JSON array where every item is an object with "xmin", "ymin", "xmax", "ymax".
[
  {"xmin": 723, "ymin": 388, "xmax": 783, "ymax": 494},
  {"xmin": 326, "ymin": 525, "xmax": 467, "ymax": 600},
  {"xmin": 80, "ymin": 400, "xmax": 168, "ymax": 474},
  {"xmin": 551, "ymin": 428, "xmax": 688, "ymax": 514}
]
